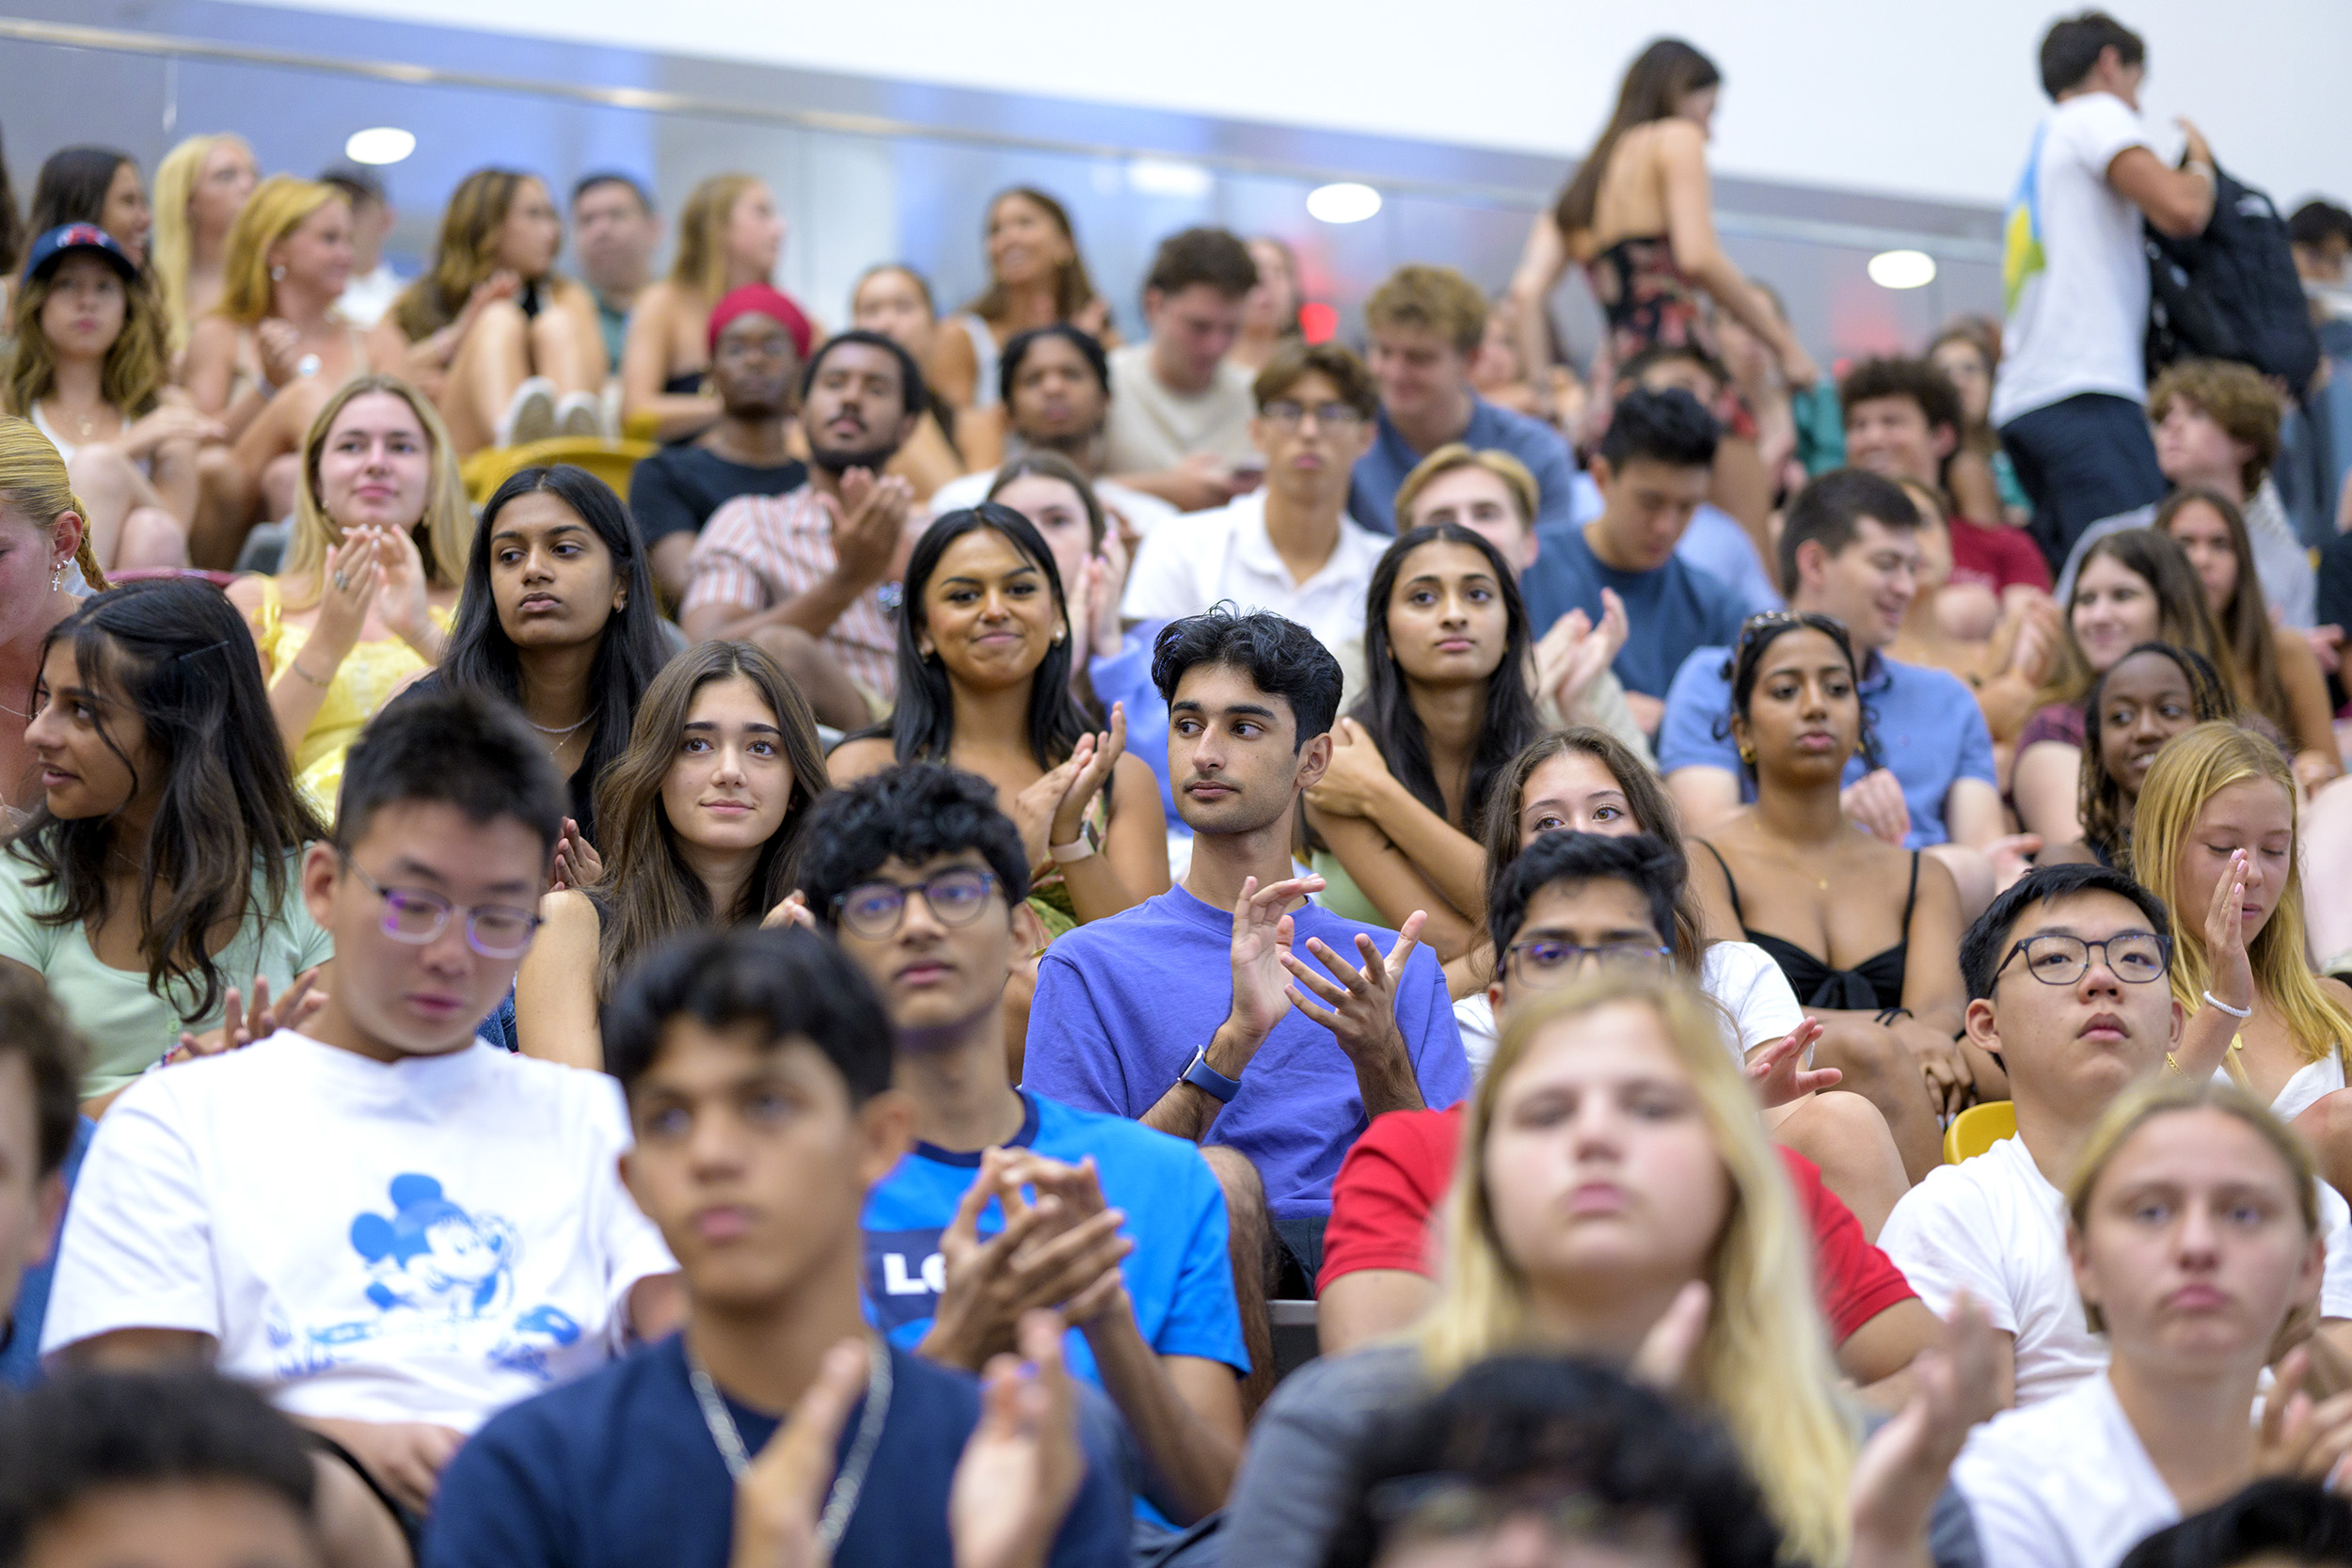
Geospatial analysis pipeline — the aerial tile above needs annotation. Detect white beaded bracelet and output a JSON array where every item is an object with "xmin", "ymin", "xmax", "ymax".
[{"xmin": 2201, "ymin": 989, "xmax": 2253, "ymax": 1020}]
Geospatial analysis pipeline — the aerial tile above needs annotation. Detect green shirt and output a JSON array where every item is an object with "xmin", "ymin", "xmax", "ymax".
[{"xmin": 0, "ymin": 847, "xmax": 334, "ymax": 1097}]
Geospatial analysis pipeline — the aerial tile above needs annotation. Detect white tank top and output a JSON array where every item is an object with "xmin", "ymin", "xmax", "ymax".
[
  {"xmin": 30, "ymin": 403, "xmax": 151, "ymax": 479},
  {"xmin": 953, "ymin": 313, "xmax": 1001, "ymax": 409}
]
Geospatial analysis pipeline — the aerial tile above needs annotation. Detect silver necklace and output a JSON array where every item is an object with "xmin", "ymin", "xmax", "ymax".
[
  {"xmin": 526, "ymin": 708, "xmax": 596, "ymax": 737},
  {"xmin": 685, "ymin": 1337, "xmax": 892, "ymax": 1549}
]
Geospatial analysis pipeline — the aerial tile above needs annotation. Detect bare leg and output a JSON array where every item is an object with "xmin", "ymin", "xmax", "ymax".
[
  {"xmin": 1709, "ymin": 435, "xmax": 1777, "ymax": 576},
  {"xmin": 1767, "ymin": 1088, "xmax": 1912, "ymax": 1239},
  {"xmin": 1809, "ymin": 1016, "xmax": 1943, "ymax": 1184},
  {"xmin": 260, "ymin": 451, "xmax": 304, "ymax": 526},
  {"xmin": 116, "ymin": 506, "xmax": 193, "ymax": 570},
  {"xmin": 742, "ymin": 624, "xmax": 873, "ymax": 732},
  {"xmin": 444, "ymin": 298, "xmax": 532, "ymax": 457},
  {"xmin": 1925, "ymin": 843, "xmax": 1995, "ymax": 927},
  {"xmin": 2304, "ymin": 776, "xmax": 2352, "ymax": 971},
  {"xmin": 528, "ymin": 304, "xmax": 600, "ymax": 399},
  {"xmin": 66, "ymin": 445, "xmax": 138, "ymax": 566},
  {"xmin": 1200, "ymin": 1144, "xmax": 1274, "ymax": 1418},
  {"xmin": 190, "ymin": 444, "xmax": 261, "ymax": 569}
]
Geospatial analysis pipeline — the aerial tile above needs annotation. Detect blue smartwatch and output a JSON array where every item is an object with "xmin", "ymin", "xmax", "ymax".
[{"xmin": 1179, "ymin": 1045, "xmax": 1243, "ymax": 1103}]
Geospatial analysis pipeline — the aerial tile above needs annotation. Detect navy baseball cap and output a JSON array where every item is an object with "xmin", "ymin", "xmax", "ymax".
[{"xmin": 22, "ymin": 223, "xmax": 137, "ymax": 285}]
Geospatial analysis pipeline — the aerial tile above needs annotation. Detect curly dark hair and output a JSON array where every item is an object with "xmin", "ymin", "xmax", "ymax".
[
  {"xmin": 2076, "ymin": 641, "xmax": 2237, "ymax": 867},
  {"xmin": 794, "ymin": 761, "xmax": 1030, "ymax": 928}
]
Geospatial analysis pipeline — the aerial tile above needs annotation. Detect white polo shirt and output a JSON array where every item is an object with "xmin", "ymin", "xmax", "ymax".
[{"xmin": 1120, "ymin": 489, "xmax": 1385, "ymax": 699}]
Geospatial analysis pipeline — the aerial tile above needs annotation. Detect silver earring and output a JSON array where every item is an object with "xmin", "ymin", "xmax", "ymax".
[
  {"xmin": 49, "ymin": 561, "xmax": 66, "ymax": 592},
  {"xmin": 270, "ymin": 263, "xmax": 286, "ymax": 281}
]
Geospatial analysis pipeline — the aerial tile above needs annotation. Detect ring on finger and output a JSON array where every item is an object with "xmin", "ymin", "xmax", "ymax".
[{"xmin": 331, "ymin": 570, "xmax": 350, "ymax": 591}]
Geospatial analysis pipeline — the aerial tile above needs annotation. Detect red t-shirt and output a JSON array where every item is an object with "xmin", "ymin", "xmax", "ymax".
[
  {"xmin": 1316, "ymin": 1104, "xmax": 1916, "ymax": 1345},
  {"xmin": 1946, "ymin": 513, "xmax": 2052, "ymax": 596}
]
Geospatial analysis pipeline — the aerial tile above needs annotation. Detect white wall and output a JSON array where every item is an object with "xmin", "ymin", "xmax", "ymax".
[{"xmin": 242, "ymin": 0, "xmax": 2352, "ymax": 207}]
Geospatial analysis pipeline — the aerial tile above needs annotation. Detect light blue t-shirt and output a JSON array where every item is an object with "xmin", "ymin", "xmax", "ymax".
[
  {"xmin": 1656, "ymin": 646, "xmax": 1996, "ymax": 848},
  {"xmin": 1024, "ymin": 886, "xmax": 1469, "ymax": 1226},
  {"xmin": 1349, "ymin": 397, "xmax": 1580, "ymax": 537},
  {"xmin": 863, "ymin": 1091, "xmax": 1245, "ymax": 1528}
]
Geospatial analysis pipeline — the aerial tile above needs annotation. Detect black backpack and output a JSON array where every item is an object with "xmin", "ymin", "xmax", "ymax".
[{"xmin": 2145, "ymin": 161, "xmax": 2320, "ymax": 391}]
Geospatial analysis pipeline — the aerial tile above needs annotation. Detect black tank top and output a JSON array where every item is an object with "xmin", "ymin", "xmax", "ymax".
[{"xmin": 1700, "ymin": 842, "xmax": 1918, "ymax": 1012}]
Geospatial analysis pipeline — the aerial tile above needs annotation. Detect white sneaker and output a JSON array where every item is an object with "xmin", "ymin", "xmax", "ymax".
[
  {"xmin": 555, "ymin": 390, "xmax": 604, "ymax": 439},
  {"xmin": 497, "ymin": 376, "xmax": 558, "ymax": 448}
]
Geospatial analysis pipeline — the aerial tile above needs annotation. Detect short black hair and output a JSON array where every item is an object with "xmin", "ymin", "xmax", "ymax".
[
  {"xmin": 602, "ymin": 925, "xmax": 897, "ymax": 1103},
  {"xmin": 2290, "ymin": 200, "xmax": 2352, "ymax": 250},
  {"xmin": 802, "ymin": 329, "xmax": 927, "ymax": 418},
  {"xmin": 2040, "ymin": 10, "xmax": 2145, "ymax": 98},
  {"xmin": 1838, "ymin": 356, "xmax": 1964, "ymax": 441},
  {"xmin": 0, "ymin": 1370, "xmax": 316, "ymax": 1564},
  {"xmin": 1960, "ymin": 863, "xmax": 2172, "ymax": 1000},
  {"xmin": 1597, "ymin": 387, "xmax": 1719, "ymax": 473},
  {"xmin": 2120, "ymin": 1479, "xmax": 2352, "ymax": 1568},
  {"xmin": 1152, "ymin": 606, "xmax": 1343, "ymax": 752},
  {"xmin": 1488, "ymin": 831, "xmax": 1684, "ymax": 959},
  {"xmin": 1143, "ymin": 227, "xmax": 1259, "ymax": 301},
  {"xmin": 999, "ymin": 323, "xmax": 1108, "ymax": 409},
  {"xmin": 0, "ymin": 966, "xmax": 84, "ymax": 1180},
  {"xmin": 571, "ymin": 170, "xmax": 652, "ymax": 211},
  {"xmin": 795, "ymin": 764, "xmax": 1030, "ymax": 930},
  {"xmin": 338, "ymin": 688, "xmax": 567, "ymax": 861},
  {"xmin": 1323, "ymin": 1355, "xmax": 1781, "ymax": 1568},
  {"xmin": 1777, "ymin": 467, "xmax": 1923, "ymax": 592}
]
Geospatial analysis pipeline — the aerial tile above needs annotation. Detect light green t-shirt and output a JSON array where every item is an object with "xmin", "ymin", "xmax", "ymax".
[{"xmin": 0, "ymin": 847, "xmax": 334, "ymax": 1098}]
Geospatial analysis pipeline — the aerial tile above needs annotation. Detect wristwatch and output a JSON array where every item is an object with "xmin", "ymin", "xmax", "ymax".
[{"xmin": 1179, "ymin": 1045, "xmax": 1243, "ymax": 1104}]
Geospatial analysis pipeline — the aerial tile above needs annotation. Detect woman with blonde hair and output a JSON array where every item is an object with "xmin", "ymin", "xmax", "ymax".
[
  {"xmin": 0, "ymin": 418, "xmax": 109, "ymax": 811},
  {"xmin": 1228, "ymin": 970, "xmax": 1981, "ymax": 1568},
  {"xmin": 618, "ymin": 172, "xmax": 790, "ymax": 442},
  {"xmin": 389, "ymin": 167, "xmax": 607, "ymax": 454},
  {"xmin": 6, "ymin": 226, "xmax": 215, "ymax": 569},
  {"xmin": 2129, "ymin": 721, "xmax": 2352, "ymax": 1194},
  {"xmin": 1954, "ymin": 1077, "xmax": 2347, "ymax": 1567},
  {"xmin": 183, "ymin": 176, "xmax": 408, "ymax": 563},
  {"xmin": 225, "ymin": 373, "xmax": 467, "ymax": 816},
  {"xmin": 147, "ymin": 132, "xmax": 257, "ymax": 355}
]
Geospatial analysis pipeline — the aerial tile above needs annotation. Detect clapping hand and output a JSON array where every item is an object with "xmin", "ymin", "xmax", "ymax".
[
  {"xmin": 2257, "ymin": 1346, "xmax": 2352, "ymax": 1493},
  {"xmin": 919, "ymin": 1148, "xmax": 1131, "ymax": 1370},
  {"xmin": 1279, "ymin": 912, "xmax": 1427, "ymax": 1068},
  {"xmin": 550, "ymin": 817, "xmax": 603, "ymax": 891},
  {"xmin": 725, "ymin": 1337, "xmax": 870, "ymax": 1568},
  {"xmin": 1046, "ymin": 705, "xmax": 1126, "ymax": 854},
  {"xmin": 950, "ymin": 1311, "xmax": 1088, "ymax": 1568},
  {"xmin": 761, "ymin": 890, "xmax": 817, "ymax": 931},
  {"xmin": 168, "ymin": 968, "xmax": 326, "ymax": 1065},
  {"xmin": 1225, "ymin": 875, "xmax": 1319, "ymax": 1048},
  {"xmin": 1849, "ymin": 1295, "xmax": 1998, "ymax": 1567},
  {"xmin": 1531, "ymin": 589, "xmax": 1629, "ymax": 721},
  {"xmin": 827, "ymin": 469, "xmax": 915, "ymax": 591}
]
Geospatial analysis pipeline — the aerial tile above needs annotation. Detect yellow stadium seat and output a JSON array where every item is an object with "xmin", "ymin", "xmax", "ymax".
[
  {"xmin": 463, "ymin": 436, "xmax": 656, "ymax": 506},
  {"xmin": 1942, "ymin": 1100, "xmax": 2017, "ymax": 1165}
]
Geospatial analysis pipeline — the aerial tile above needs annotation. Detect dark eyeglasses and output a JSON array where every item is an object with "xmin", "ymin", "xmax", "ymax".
[
  {"xmin": 1504, "ymin": 937, "xmax": 1673, "ymax": 987},
  {"xmin": 342, "ymin": 858, "xmax": 542, "ymax": 958},
  {"xmin": 1994, "ymin": 932, "xmax": 2171, "ymax": 987},
  {"xmin": 833, "ymin": 867, "xmax": 1001, "ymax": 939}
]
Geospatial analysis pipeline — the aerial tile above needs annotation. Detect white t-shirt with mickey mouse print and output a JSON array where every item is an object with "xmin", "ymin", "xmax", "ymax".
[{"xmin": 41, "ymin": 1030, "xmax": 676, "ymax": 1431}]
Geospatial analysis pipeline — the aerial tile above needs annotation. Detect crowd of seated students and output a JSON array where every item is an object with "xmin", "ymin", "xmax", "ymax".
[{"xmin": 5, "ymin": 8, "xmax": 2352, "ymax": 1568}]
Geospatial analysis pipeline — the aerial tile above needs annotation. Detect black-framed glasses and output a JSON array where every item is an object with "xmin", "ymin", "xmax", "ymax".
[
  {"xmin": 1259, "ymin": 399, "xmax": 1366, "ymax": 431},
  {"xmin": 833, "ymin": 867, "xmax": 1001, "ymax": 939},
  {"xmin": 1504, "ymin": 937, "xmax": 1673, "ymax": 988},
  {"xmin": 342, "ymin": 858, "xmax": 542, "ymax": 958},
  {"xmin": 1994, "ymin": 932, "xmax": 2171, "ymax": 987}
]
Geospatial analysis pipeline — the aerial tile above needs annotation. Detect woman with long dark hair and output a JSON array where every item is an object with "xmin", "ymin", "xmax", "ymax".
[
  {"xmin": 1699, "ymin": 611, "xmax": 1974, "ymax": 1183},
  {"xmin": 1305, "ymin": 522, "xmax": 1542, "ymax": 964},
  {"xmin": 2156, "ymin": 486, "xmax": 2340, "ymax": 791},
  {"xmin": 514, "ymin": 640, "xmax": 826, "ymax": 1068},
  {"xmin": 1504, "ymin": 39, "xmax": 1816, "ymax": 544},
  {"xmin": 27, "ymin": 148, "xmax": 151, "ymax": 269},
  {"xmin": 0, "ymin": 579, "xmax": 330, "ymax": 1109},
  {"xmin": 827, "ymin": 502, "xmax": 1164, "ymax": 932},
  {"xmin": 2040, "ymin": 641, "xmax": 2236, "ymax": 870},
  {"xmin": 410, "ymin": 464, "xmax": 668, "ymax": 873}
]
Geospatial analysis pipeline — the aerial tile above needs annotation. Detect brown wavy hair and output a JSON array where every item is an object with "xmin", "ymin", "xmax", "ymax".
[
  {"xmin": 590, "ymin": 640, "xmax": 828, "ymax": 998},
  {"xmin": 2153, "ymin": 487, "xmax": 2296, "ymax": 746},
  {"xmin": 2040, "ymin": 528, "xmax": 2237, "ymax": 711},
  {"xmin": 391, "ymin": 168, "xmax": 539, "ymax": 341},
  {"xmin": 4, "ymin": 255, "xmax": 168, "ymax": 422},
  {"xmin": 1552, "ymin": 39, "xmax": 1722, "ymax": 240}
]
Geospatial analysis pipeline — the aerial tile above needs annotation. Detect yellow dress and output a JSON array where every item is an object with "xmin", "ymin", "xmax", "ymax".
[{"xmin": 251, "ymin": 576, "xmax": 453, "ymax": 819}]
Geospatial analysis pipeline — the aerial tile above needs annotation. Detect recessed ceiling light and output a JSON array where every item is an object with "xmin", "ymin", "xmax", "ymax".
[
  {"xmin": 344, "ymin": 127, "xmax": 416, "ymax": 166},
  {"xmin": 1307, "ymin": 182, "xmax": 1381, "ymax": 224},
  {"xmin": 1867, "ymin": 248, "xmax": 1936, "ymax": 290},
  {"xmin": 1127, "ymin": 159, "xmax": 1213, "ymax": 198}
]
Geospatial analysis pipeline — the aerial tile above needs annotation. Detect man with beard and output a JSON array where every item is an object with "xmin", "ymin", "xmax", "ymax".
[
  {"xmin": 1023, "ymin": 608, "xmax": 1468, "ymax": 1283},
  {"xmin": 928, "ymin": 325, "xmax": 1178, "ymax": 537},
  {"xmin": 628, "ymin": 284, "xmax": 813, "ymax": 602},
  {"xmin": 682, "ymin": 330, "xmax": 921, "ymax": 729}
]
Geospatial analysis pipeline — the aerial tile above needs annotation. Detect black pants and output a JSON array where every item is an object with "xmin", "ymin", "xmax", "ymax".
[{"xmin": 2000, "ymin": 391, "xmax": 2169, "ymax": 569}]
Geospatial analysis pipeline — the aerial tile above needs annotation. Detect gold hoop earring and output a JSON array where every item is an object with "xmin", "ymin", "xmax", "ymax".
[{"xmin": 1738, "ymin": 745, "xmax": 1756, "ymax": 766}]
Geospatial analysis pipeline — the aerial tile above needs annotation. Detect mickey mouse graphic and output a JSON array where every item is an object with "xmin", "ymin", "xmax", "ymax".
[{"xmin": 348, "ymin": 1173, "xmax": 520, "ymax": 1320}]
